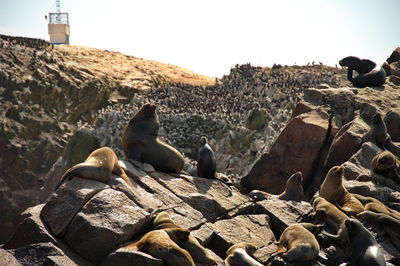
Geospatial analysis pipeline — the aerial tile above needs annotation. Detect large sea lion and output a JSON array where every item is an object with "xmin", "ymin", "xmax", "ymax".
[
  {"xmin": 312, "ymin": 197, "xmax": 349, "ymax": 243},
  {"xmin": 319, "ymin": 166, "xmax": 364, "ymax": 216},
  {"xmin": 339, "ymin": 56, "xmax": 386, "ymax": 88},
  {"xmin": 224, "ymin": 242, "xmax": 263, "ymax": 266},
  {"xmin": 371, "ymin": 150, "xmax": 400, "ymax": 183},
  {"xmin": 122, "ymin": 103, "xmax": 184, "ymax": 173},
  {"xmin": 357, "ymin": 211, "xmax": 400, "ymax": 251},
  {"xmin": 55, "ymin": 147, "xmax": 132, "ymax": 190},
  {"xmin": 152, "ymin": 212, "xmax": 216, "ymax": 266},
  {"xmin": 247, "ymin": 172, "xmax": 304, "ymax": 202},
  {"xmin": 197, "ymin": 136, "xmax": 217, "ymax": 179},
  {"xmin": 266, "ymin": 223, "xmax": 320, "ymax": 263},
  {"xmin": 344, "ymin": 219, "xmax": 386, "ymax": 265},
  {"xmin": 124, "ymin": 228, "xmax": 195, "ymax": 266}
]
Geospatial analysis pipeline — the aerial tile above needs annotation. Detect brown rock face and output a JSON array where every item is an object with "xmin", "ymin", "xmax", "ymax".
[{"xmin": 241, "ymin": 111, "xmax": 335, "ymax": 194}]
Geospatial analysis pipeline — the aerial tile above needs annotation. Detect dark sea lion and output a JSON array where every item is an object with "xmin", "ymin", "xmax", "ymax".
[
  {"xmin": 384, "ymin": 135, "xmax": 400, "ymax": 158},
  {"xmin": 339, "ymin": 56, "xmax": 386, "ymax": 88},
  {"xmin": 124, "ymin": 228, "xmax": 195, "ymax": 266},
  {"xmin": 266, "ymin": 223, "xmax": 320, "ymax": 263},
  {"xmin": 371, "ymin": 150, "xmax": 400, "ymax": 183},
  {"xmin": 319, "ymin": 166, "xmax": 364, "ymax": 216},
  {"xmin": 344, "ymin": 219, "xmax": 386, "ymax": 266},
  {"xmin": 224, "ymin": 242, "xmax": 263, "ymax": 266},
  {"xmin": 122, "ymin": 103, "xmax": 184, "ymax": 173},
  {"xmin": 339, "ymin": 56, "xmax": 376, "ymax": 74},
  {"xmin": 197, "ymin": 136, "xmax": 216, "ymax": 179},
  {"xmin": 152, "ymin": 212, "xmax": 216, "ymax": 266},
  {"xmin": 55, "ymin": 147, "xmax": 132, "ymax": 190},
  {"xmin": 365, "ymin": 113, "xmax": 389, "ymax": 149},
  {"xmin": 247, "ymin": 172, "xmax": 304, "ymax": 202}
]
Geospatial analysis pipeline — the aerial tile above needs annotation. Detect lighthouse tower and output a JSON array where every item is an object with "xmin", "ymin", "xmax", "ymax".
[{"xmin": 48, "ymin": 0, "xmax": 70, "ymax": 44}]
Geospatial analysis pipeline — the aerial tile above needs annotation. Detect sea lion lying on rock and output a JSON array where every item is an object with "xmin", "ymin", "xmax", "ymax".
[
  {"xmin": 224, "ymin": 242, "xmax": 263, "ymax": 266},
  {"xmin": 123, "ymin": 228, "xmax": 195, "ymax": 266},
  {"xmin": 371, "ymin": 150, "xmax": 400, "ymax": 183},
  {"xmin": 247, "ymin": 172, "xmax": 304, "ymax": 202},
  {"xmin": 55, "ymin": 147, "xmax": 132, "ymax": 190},
  {"xmin": 319, "ymin": 166, "xmax": 364, "ymax": 216},
  {"xmin": 339, "ymin": 56, "xmax": 386, "ymax": 88},
  {"xmin": 152, "ymin": 212, "xmax": 216, "ymax": 266},
  {"xmin": 266, "ymin": 223, "xmax": 320, "ymax": 263},
  {"xmin": 122, "ymin": 103, "xmax": 185, "ymax": 173},
  {"xmin": 354, "ymin": 193, "xmax": 400, "ymax": 220}
]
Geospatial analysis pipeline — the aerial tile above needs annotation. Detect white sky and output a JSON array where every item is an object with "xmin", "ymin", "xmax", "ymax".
[{"xmin": 1, "ymin": 0, "xmax": 399, "ymax": 77}]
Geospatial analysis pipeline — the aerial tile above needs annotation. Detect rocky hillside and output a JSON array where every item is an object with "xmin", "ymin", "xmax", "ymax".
[
  {"xmin": 0, "ymin": 34, "xmax": 214, "ymax": 243},
  {"xmin": 2, "ymin": 46, "xmax": 400, "ymax": 265}
]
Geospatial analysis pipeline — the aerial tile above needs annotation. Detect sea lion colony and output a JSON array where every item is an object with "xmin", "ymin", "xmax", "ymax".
[{"xmin": 55, "ymin": 91, "xmax": 400, "ymax": 264}]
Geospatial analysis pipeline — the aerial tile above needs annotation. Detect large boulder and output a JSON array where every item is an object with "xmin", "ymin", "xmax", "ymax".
[{"xmin": 241, "ymin": 111, "xmax": 336, "ymax": 194}]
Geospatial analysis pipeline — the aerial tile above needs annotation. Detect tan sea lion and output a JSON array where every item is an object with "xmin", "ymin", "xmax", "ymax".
[
  {"xmin": 224, "ymin": 242, "xmax": 262, "ymax": 266},
  {"xmin": 152, "ymin": 212, "xmax": 216, "ymax": 266},
  {"xmin": 319, "ymin": 166, "xmax": 364, "ymax": 216},
  {"xmin": 353, "ymin": 193, "xmax": 400, "ymax": 220},
  {"xmin": 266, "ymin": 223, "xmax": 320, "ymax": 263},
  {"xmin": 122, "ymin": 103, "xmax": 184, "ymax": 173},
  {"xmin": 312, "ymin": 197, "xmax": 349, "ymax": 243},
  {"xmin": 371, "ymin": 150, "xmax": 400, "ymax": 183},
  {"xmin": 124, "ymin": 228, "xmax": 195, "ymax": 266},
  {"xmin": 358, "ymin": 211, "xmax": 400, "ymax": 250},
  {"xmin": 55, "ymin": 147, "xmax": 132, "ymax": 190},
  {"xmin": 247, "ymin": 172, "xmax": 304, "ymax": 202}
]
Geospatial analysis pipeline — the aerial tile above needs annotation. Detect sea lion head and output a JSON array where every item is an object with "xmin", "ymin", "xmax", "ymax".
[
  {"xmin": 153, "ymin": 211, "xmax": 177, "ymax": 229},
  {"xmin": 226, "ymin": 243, "xmax": 257, "ymax": 256},
  {"xmin": 356, "ymin": 211, "xmax": 379, "ymax": 224},
  {"xmin": 164, "ymin": 227, "xmax": 190, "ymax": 242},
  {"xmin": 339, "ymin": 56, "xmax": 360, "ymax": 67},
  {"xmin": 287, "ymin": 171, "xmax": 303, "ymax": 185},
  {"xmin": 328, "ymin": 166, "xmax": 344, "ymax": 179},
  {"xmin": 345, "ymin": 219, "xmax": 365, "ymax": 239},
  {"xmin": 199, "ymin": 136, "xmax": 208, "ymax": 146},
  {"xmin": 376, "ymin": 151, "xmax": 395, "ymax": 169},
  {"xmin": 137, "ymin": 103, "xmax": 157, "ymax": 117}
]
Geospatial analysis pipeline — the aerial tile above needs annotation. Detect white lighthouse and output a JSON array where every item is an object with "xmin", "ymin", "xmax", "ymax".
[{"xmin": 48, "ymin": 0, "xmax": 70, "ymax": 44}]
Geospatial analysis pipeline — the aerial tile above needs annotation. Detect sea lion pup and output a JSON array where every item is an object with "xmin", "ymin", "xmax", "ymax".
[
  {"xmin": 247, "ymin": 172, "xmax": 304, "ymax": 202},
  {"xmin": 124, "ymin": 228, "xmax": 195, "ymax": 266},
  {"xmin": 312, "ymin": 197, "xmax": 349, "ymax": 243},
  {"xmin": 55, "ymin": 147, "xmax": 132, "ymax": 190},
  {"xmin": 266, "ymin": 223, "xmax": 320, "ymax": 263},
  {"xmin": 224, "ymin": 242, "xmax": 263, "ymax": 266},
  {"xmin": 339, "ymin": 56, "xmax": 386, "ymax": 88},
  {"xmin": 364, "ymin": 113, "xmax": 389, "ymax": 149},
  {"xmin": 358, "ymin": 211, "xmax": 400, "ymax": 250},
  {"xmin": 353, "ymin": 193, "xmax": 400, "ymax": 220},
  {"xmin": 344, "ymin": 219, "xmax": 386, "ymax": 266},
  {"xmin": 197, "ymin": 136, "xmax": 216, "ymax": 179},
  {"xmin": 371, "ymin": 150, "xmax": 400, "ymax": 183},
  {"xmin": 152, "ymin": 212, "xmax": 216, "ymax": 266},
  {"xmin": 122, "ymin": 103, "xmax": 184, "ymax": 173},
  {"xmin": 319, "ymin": 166, "xmax": 364, "ymax": 216}
]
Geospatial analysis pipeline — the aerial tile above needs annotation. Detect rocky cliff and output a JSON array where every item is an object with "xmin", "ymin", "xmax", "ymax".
[{"xmin": 1, "ymin": 34, "xmax": 400, "ymax": 265}]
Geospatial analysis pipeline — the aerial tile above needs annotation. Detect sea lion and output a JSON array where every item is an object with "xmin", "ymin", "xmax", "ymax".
[
  {"xmin": 55, "ymin": 147, "xmax": 132, "ymax": 190},
  {"xmin": 267, "ymin": 223, "xmax": 320, "ymax": 263},
  {"xmin": 124, "ymin": 228, "xmax": 195, "ymax": 266},
  {"xmin": 344, "ymin": 219, "xmax": 386, "ymax": 265},
  {"xmin": 312, "ymin": 197, "xmax": 349, "ymax": 243},
  {"xmin": 247, "ymin": 172, "xmax": 304, "ymax": 202},
  {"xmin": 319, "ymin": 166, "xmax": 364, "ymax": 216},
  {"xmin": 122, "ymin": 103, "xmax": 184, "ymax": 173},
  {"xmin": 224, "ymin": 242, "xmax": 263, "ymax": 266},
  {"xmin": 364, "ymin": 113, "xmax": 389, "ymax": 149},
  {"xmin": 371, "ymin": 150, "xmax": 400, "ymax": 183},
  {"xmin": 339, "ymin": 56, "xmax": 376, "ymax": 74},
  {"xmin": 384, "ymin": 135, "xmax": 400, "ymax": 158},
  {"xmin": 197, "ymin": 136, "xmax": 217, "ymax": 179},
  {"xmin": 358, "ymin": 211, "xmax": 400, "ymax": 250},
  {"xmin": 339, "ymin": 56, "xmax": 386, "ymax": 88},
  {"xmin": 152, "ymin": 212, "xmax": 216, "ymax": 266},
  {"xmin": 353, "ymin": 193, "xmax": 400, "ymax": 220}
]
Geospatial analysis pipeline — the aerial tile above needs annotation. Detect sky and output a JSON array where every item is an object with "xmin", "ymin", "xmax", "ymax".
[{"xmin": 1, "ymin": 0, "xmax": 399, "ymax": 77}]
